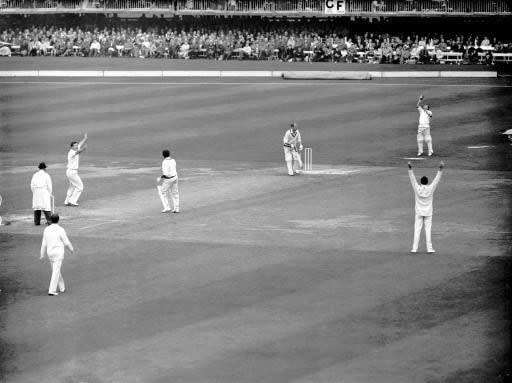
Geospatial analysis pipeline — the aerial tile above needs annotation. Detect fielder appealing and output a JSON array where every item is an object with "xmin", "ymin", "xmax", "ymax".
[
  {"xmin": 416, "ymin": 94, "xmax": 434, "ymax": 156},
  {"xmin": 30, "ymin": 162, "xmax": 53, "ymax": 225},
  {"xmin": 157, "ymin": 149, "xmax": 180, "ymax": 213},
  {"xmin": 283, "ymin": 122, "xmax": 303, "ymax": 176},
  {"xmin": 65, "ymin": 133, "xmax": 87, "ymax": 207},
  {"xmin": 40, "ymin": 214, "xmax": 74, "ymax": 296},
  {"xmin": 408, "ymin": 161, "xmax": 444, "ymax": 253}
]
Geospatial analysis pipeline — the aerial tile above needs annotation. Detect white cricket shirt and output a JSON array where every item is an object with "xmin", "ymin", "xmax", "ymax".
[
  {"xmin": 409, "ymin": 169, "xmax": 443, "ymax": 216},
  {"xmin": 162, "ymin": 157, "xmax": 177, "ymax": 178},
  {"xmin": 283, "ymin": 129, "xmax": 302, "ymax": 147},
  {"xmin": 67, "ymin": 149, "xmax": 79, "ymax": 170},
  {"xmin": 418, "ymin": 107, "xmax": 433, "ymax": 128},
  {"xmin": 41, "ymin": 224, "xmax": 72, "ymax": 256}
]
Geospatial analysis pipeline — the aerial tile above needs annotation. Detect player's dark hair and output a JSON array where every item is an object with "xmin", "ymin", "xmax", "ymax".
[
  {"xmin": 162, "ymin": 149, "xmax": 170, "ymax": 157},
  {"xmin": 38, "ymin": 162, "xmax": 47, "ymax": 169},
  {"xmin": 50, "ymin": 214, "xmax": 60, "ymax": 223},
  {"xmin": 420, "ymin": 176, "xmax": 429, "ymax": 185},
  {"xmin": 70, "ymin": 141, "xmax": 77, "ymax": 147}
]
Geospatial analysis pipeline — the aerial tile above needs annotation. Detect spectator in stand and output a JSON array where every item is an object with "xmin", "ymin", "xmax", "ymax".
[
  {"xmin": 40, "ymin": 38, "xmax": 51, "ymax": 55},
  {"xmin": 410, "ymin": 43, "xmax": 420, "ymax": 62},
  {"xmin": 418, "ymin": 45, "xmax": 430, "ymax": 63},
  {"xmin": 27, "ymin": 39, "xmax": 36, "ymax": 55},
  {"xmin": 480, "ymin": 36, "xmax": 491, "ymax": 49},
  {"xmin": 178, "ymin": 39, "xmax": 190, "ymax": 58},
  {"xmin": 451, "ymin": 39, "xmax": 464, "ymax": 53},
  {"xmin": 426, "ymin": 38, "xmax": 435, "ymax": 51},
  {"xmin": 437, "ymin": 37, "xmax": 448, "ymax": 51},
  {"xmin": 90, "ymin": 39, "xmax": 100, "ymax": 56},
  {"xmin": 1, "ymin": 23, "xmax": 510, "ymax": 64},
  {"xmin": 347, "ymin": 41, "xmax": 358, "ymax": 63},
  {"xmin": 106, "ymin": 37, "xmax": 116, "ymax": 56},
  {"xmin": 239, "ymin": 42, "xmax": 252, "ymax": 59},
  {"xmin": 418, "ymin": 36, "xmax": 427, "ymax": 50},
  {"xmin": 467, "ymin": 46, "xmax": 480, "ymax": 64},
  {"xmin": 401, "ymin": 44, "xmax": 411, "ymax": 64},
  {"xmin": 381, "ymin": 40, "xmax": 393, "ymax": 63},
  {"xmin": 393, "ymin": 44, "xmax": 402, "ymax": 64},
  {"xmin": 286, "ymin": 34, "xmax": 295, "ymax": 61}
]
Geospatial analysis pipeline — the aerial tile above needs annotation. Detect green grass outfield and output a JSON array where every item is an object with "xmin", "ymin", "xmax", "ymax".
[{"xmin": 0, "ymin": 64, "xmax": 511, "ymax": 382}]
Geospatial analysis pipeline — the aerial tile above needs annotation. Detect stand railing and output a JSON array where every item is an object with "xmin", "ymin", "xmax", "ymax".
[{"xmin": 1, "ymin": 0, "xmax": 511, "ymax": 14}]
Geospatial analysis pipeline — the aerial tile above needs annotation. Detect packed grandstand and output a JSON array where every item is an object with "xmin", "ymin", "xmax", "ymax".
[{"xmin": 0, "ymin": 0, "xmax": 511, "ymax": 64}]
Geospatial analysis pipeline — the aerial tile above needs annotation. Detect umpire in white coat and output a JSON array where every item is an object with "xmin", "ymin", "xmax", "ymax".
[
  {"xmin": 408, "ymin": 161, "xmax": 444, "ymax": 253},
  {"xmin": 31, "ymin": 162, "xmax": 53, "ymax": 225}
]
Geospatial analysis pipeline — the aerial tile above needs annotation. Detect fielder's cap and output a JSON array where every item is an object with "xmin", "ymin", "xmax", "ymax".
[
  {"xmin": 503, "ymin": 129, "xmax": 512, "ymax": 135},
  {"xmin": 38, "ymin": 162, "xmax": 47, "ymax": 169}
]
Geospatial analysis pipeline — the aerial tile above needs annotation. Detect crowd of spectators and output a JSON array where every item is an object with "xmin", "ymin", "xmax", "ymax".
[{"xmin": 1, "ymin": 21, "xmax": 511, "ymax": 63}]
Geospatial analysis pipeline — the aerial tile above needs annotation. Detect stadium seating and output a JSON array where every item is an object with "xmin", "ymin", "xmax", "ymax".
[{"xmin": 1, "ymin": 0, "xmax": 511, "ymax": 64}]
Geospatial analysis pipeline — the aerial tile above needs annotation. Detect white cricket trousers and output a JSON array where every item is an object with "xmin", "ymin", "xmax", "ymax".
[
  {"xmin": 160, "ymin": 177, "xmax": 180, "ymax": 212},
  {"xmin": 417, "ymin": 127, "xmax": 433, "ymax": 155},
  {"xmin": 283, "ymin": 147, "xmax": 302, "ymax": 175},
  {"xmin": 412, "ymin": 214, "xmax": 434, "ymax": 251},
  {"xmin": 65, "ymin": 169, "xmax": 83, "ymax": 204},
  {"xmin": 48, "ymin": 251, "xmax": 65, "ymax": 294}
]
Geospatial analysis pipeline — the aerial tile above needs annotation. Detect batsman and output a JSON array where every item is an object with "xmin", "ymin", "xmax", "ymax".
[
  {"xmin": 156, "ymin": 149, "xmax": 180, "ymax": 213},
  {"xmin": 416, "ymin": 94, "xmax": 434, "ymax": 156},
  {"xmin": 283, "ymin": 122, "xmax": 303, "ymax": 176}
]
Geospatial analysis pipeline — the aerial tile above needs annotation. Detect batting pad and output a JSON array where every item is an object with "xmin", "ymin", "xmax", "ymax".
[{"xmin": 282, "ymin": 71, "xmax": 372, "ymax": 80}]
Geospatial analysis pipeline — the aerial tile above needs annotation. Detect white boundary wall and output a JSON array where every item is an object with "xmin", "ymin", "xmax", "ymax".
[{"xmin": 0, "ymin": 70, "xmax": 498, "ymax": 78}]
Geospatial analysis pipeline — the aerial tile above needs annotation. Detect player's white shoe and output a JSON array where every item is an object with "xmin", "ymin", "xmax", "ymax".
[
  {"xmin": 410, "ymin": 249, "xmax": 417, "ymax": 253},
  {"xmin": 428, "ymin": 152, "xmax": 434, "ymax": 156},
  {"xmin": 427, "ymin": 248, "xmax": 436, "ymax": 253},
  {"xmin": 161, "ymin": 208, "xmax": 171, "ymax": 213}
]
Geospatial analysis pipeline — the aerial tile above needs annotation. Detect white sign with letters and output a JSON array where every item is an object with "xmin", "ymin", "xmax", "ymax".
[{"xmin": 324, "ymin": 0, "xmax": 345, "ymax": 14}]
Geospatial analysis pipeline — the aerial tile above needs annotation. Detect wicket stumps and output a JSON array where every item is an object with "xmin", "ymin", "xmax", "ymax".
[{"xmin": 304, "ymin": 147, "xmax": 312, "ymax": 172}]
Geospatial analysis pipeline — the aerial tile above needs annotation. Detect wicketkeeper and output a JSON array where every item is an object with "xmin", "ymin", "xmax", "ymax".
[{"xmin": 283, "ymin": 122, "xmax": 303, "ymax": 176}]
